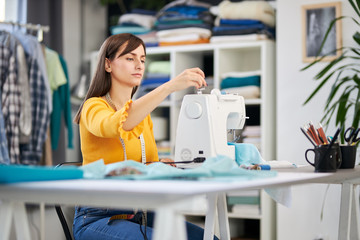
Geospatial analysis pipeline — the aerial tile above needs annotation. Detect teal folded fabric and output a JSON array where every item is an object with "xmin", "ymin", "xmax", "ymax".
[
  {"xmin": 110, "ymin": 26, "xmax": 151, "ymax": 35},
  {"xmin": 0, "ymin": 164, "xmax": 83, "ymax": 183},
  {"xmin": 227, "ymin": 142, "xmax": 264, "ymax": 166},
  {"xmin": 220, "ymin": 76, "xmax": 260, "ymax": 89},
  {"xmin": 82, "ymin": 156, "xmax": 276, "ymax": 181}
]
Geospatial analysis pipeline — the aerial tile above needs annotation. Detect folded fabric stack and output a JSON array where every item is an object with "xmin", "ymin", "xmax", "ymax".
[
  {"xmin": 157, "ymin": 141, "xmax": 171, "ymax": 158},
  {"xmin": 210, "ymin": 0, "xmax": 276, "ymax": 43},
  {"xmin": 220, "ymin": 71, "xmax": 261, "ymax": 99},
  {"xmin": 227, "ymin": 190, "xmax": 261, "ymax": 215},
  {"xmin": 242, "ymin": 125, "xmax": 261, "ymax": 152},
  {"xmin": 134, "ymin": 61, "xmax": 171, "ymax": 99},
  {"xmin": 110, "ymin": 9, "xmax": 158, "ymax": 47},
  {"xmin": 155, "ymin": 0, "xmax": 213, "ymax": 46}
]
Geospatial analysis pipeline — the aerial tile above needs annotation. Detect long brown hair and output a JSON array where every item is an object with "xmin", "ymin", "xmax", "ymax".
[{"xmin": 73, "ymin": 33, "xmax": 146, "ymax": 124}]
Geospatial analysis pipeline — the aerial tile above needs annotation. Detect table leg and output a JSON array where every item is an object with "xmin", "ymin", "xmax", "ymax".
[
  {"xmin": 339, "ymin": 183, "xmax": 353, "ymax": 240},
  {"xmin": 13, "ymin": 202, "xmax": 32, "ymax": 240},
  {"xmin": 0, "ymin": 201, "xmax": 13, "ymax": 240},
  {"xmin": 350, "ymin": 185, "xmax": 360, "ymax": 240},
  {"xmin": 0, "ymin": 201, "xmax": 32, "ymax": 240},
  {"xmin": 217, "ymin": 193, "xmax": 230, "ymax": 240},
  {"xmin": 40, "ymin": 203, "xmax": 45, "ymax": 240},
  {"xmin": 153, "ymin": 205, "xmax": 187, "ymax": 240},
  {"xmin": 204, "ymin": 193, "xmax": 230, "ymax": 240},
  {"xmin": 204, "ymin": 193, "xmax": 217, "ymax": 240}
]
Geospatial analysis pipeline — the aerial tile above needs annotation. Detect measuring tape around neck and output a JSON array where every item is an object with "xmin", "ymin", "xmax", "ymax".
[{"xmin": 119, "ymin": 133, "xmax": 146, "ymax": 164}]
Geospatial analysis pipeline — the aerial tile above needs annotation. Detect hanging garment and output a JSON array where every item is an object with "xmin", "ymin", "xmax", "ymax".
[
  {"xmin": 0, "ymin": 46, "xmax": 11, "ymax": 165},
  {"xmin": 12, "ymin": 33, "xmax": 50, "ymax": 165},
  {"xmin": 50, "ymin": 54, "xmax": 73, "ymax": 150},
  {"xmin": 0, "ymin": 31, "xmax": 21, "ymax": 164},
  {"xmin": 12, "ymin": 31, "xmax": 52, "ymax": 113},
  {"xmin": 19, "ymin": 49, "xmax": 50, "ymax": 165},
  {"xmin": 16, "ymin": 43, "xmax": 32, "ymax": 144}
]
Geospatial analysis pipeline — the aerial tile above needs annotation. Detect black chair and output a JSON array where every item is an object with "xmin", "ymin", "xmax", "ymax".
[{"xmin": 55, "ymin": 161, "xmax": 82, "ymax": 240}]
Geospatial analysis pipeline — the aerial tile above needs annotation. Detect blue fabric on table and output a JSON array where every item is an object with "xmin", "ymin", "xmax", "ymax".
[
  {"xmin": 82, "ymin": 156, "xmax": 276, "ymax": 181},
  {"xmin": 0, "ymin": 164, "xmax": 83, "ymax": 183}
]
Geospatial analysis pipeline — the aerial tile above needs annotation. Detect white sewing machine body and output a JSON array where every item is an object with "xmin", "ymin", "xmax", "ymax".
[{"xmin": 174, "ymin": 89, "xmax": 247, "ymax": 163}]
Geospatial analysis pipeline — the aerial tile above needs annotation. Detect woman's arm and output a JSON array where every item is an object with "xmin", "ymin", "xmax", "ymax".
[{"xmin": 122, "ymin": 67, "xmax": 206, "ymax": 131}]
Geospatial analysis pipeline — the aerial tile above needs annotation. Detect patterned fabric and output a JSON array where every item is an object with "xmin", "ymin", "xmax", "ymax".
[
  {"xmin": 0, "ymin": 32, "xmax": 21, "ymax": 164},
  {"xmin": 20, "ymin": 55, "xmax": 50, "ymax": 165},
  {"xmin": 0, "ymin": 46, "xmax": 11, "ymax": 164},
  {"xmin": 17, "ymin": 44, "xmax": 32, "ymax": 144},
  {"xmin": 0, "ymin": 31, "xmax": 50, "ymax": 165}
]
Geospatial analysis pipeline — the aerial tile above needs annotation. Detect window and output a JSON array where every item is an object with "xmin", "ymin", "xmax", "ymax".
[{"xmin": 1, "ymin": 0, "xmax": 27, "ymax": 23}]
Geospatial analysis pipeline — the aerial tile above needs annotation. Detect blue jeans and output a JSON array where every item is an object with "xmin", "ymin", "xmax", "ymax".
[{"xmin": 73, "ymin": 206, "xmax": 219, "ymax": 240}]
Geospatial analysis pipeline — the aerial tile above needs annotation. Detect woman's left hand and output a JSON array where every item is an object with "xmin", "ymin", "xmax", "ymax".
[{"xmin": 160, "ymin": 158, "xmax": 176, "ymax": 167}]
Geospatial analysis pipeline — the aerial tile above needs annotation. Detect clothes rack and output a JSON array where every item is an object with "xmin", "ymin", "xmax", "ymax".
[
  {"xmin": 0, "ymin": 21, "xmax": 50, "ymax": 32},
  {"xmin": 0, "ymin": 21, "xmax": 49, "ymax": 41}
]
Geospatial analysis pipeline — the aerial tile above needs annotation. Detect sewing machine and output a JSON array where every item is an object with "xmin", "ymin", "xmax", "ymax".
[{"xmin": 174, "ymin": 89, "xmax": 247, "ymax": 165}]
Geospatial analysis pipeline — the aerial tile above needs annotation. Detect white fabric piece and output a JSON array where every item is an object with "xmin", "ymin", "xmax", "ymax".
[
  {"xmin": 156, "ymin": 27, "xmax": 211, "ymax": 39},
  {"xmin": 218, "ymin": 0, "xmax": 276, "ymax": 27},
  {"xmin": 221, "ymin": 86, "xmax": 261, "ymax": 99},
  {"xmin": 118, "ymin": 13, "xmax": 156, "ymax": 30},
  {"xmin": 158, "ymin": 33, "xmax": 204, "ymax": 42},
  {"xmin": 16, "ymin": 44, "xmax": 32, "ymax": 143},
  {"xmin": 210, "ymin": 34, "xmax": 268, "ymax": 43},
  {"xmin": 221, "ymin": 71, "xmax": 261, "ymax": 79}
]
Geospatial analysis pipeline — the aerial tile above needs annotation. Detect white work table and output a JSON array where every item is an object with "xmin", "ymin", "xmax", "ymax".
[{"xmin": 0, "ymin": 166, "xmax": 359, "ymax": 240}]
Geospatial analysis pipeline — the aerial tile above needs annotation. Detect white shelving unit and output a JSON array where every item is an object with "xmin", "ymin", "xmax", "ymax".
[{"xmin": 146, "ymin": 40, "xmax": 276, "ymax": 240}]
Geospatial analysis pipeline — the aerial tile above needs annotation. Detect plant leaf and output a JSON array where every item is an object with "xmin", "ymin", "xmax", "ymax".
[
  {"xmin": 314, "ymin": 16, "xmax": 345, "ymax": 58},
  {"xmin": 314, "ymin": 54, "xmax": 346, "ymax": 79},
  {"xmin": 354, "ymin": 32, "xmax": 360, "ymax": 45},
  {"xmin": 350, "ymin": 0, "xmax": 360, "ymax": 18},
  {"xmin": 325, "ymin": 76, "xmax": 351, "ymax": 109},
  {"xmin": 303, "ymin": 75, "xmax": 333, "ymax": 105},
  {"xmin": 335, "ymin": 92, "xmax": 350, "ymax": 125}
]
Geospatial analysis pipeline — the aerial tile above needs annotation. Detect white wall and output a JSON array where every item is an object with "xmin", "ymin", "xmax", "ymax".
[
  {"xmin": 276, "ymin": 0, "xmax": 358, "ymax": 239},
  {"xmin": 62, "ymin": 0, "xmax": 107, "ymax": 162}
]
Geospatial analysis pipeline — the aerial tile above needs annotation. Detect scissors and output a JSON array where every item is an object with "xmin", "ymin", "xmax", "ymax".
[{"xmin": 344, "ymin": 127, "xmax": 360, "ymax": 145}]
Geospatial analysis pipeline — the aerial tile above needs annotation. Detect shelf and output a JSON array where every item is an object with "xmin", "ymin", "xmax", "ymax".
[
  {"xmin": 245, "ymin": 99, "xmax": 262, "ymax": 105},
  {"xmin": 146, "ymin": 40, "xmax": 275, "ymax": 54},
  {"xmin": 228, "ymin": 213, "xmax": 262, "ymax": 220}
]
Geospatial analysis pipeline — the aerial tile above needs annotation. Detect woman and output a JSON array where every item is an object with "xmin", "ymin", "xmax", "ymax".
[{"xmin": 72, "ymin": 33, "xmax": 212, "ymax": 240}]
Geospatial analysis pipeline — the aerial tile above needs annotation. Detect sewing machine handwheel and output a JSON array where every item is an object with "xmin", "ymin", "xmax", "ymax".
[{"xmin": 185, "ymin": 102, "xmax": 202, "ymax": 119}]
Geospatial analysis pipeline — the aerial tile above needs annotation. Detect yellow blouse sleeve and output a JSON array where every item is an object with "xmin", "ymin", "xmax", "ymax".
[{"xmin": 81, "ymin": 97, "xmax": 144, "ymax": 141}]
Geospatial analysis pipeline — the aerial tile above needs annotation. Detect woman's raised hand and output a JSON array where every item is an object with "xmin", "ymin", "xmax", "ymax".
[{"xmin": 166, "ymin": 68, "xmax": 207, "ymax": 93}]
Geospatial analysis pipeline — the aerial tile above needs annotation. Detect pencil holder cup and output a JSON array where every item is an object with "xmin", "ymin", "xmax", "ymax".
[
  {"xmin": 340, "ymin": 145, "xmax": 357, "ymax": 169},
  {"xmin": 305, "ymin": 143, "xmax": 342, "ymax": 172}
]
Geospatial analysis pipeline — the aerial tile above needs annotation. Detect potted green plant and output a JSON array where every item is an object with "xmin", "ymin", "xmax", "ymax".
[{"xmin": 302, "ymin": 0, "xmax": 360, "ymax": 143}]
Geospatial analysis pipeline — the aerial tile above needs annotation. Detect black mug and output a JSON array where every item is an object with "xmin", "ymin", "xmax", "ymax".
[
  {"xmin": 305, "ymin": 143, "xmax": 342, "ymax": 172},
  {"xmin": 340, "ymin": 145, "xmax": 357, "ymax": 169}
]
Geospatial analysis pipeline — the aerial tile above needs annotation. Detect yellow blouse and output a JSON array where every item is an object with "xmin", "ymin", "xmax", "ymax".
[{"xmin": 79, "ymin": 97, "xmax": 159, "ymax": 165}]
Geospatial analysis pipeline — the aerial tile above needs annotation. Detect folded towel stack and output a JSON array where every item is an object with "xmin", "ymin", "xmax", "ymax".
[
  {"xmin": 155, "ymin": 2, "xmax": 214, "ymax": 46},
  {"xmin": 210, "ymin": 0, "xmax": 276, "ymax": 43},
  {"xmin": 220, "ymin": 71, "xmax": 261, "ymax": 99},
  {"xmin": 242, "ymin": 125, "xmax": 262, "ymax": 152},
  {"xmin": 134, "ymin": 61, "xmax": 171, "ymax": 99},
  {"xmin": 110, "ymin": 9, "xmax": 158, "ymax": 47}
]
